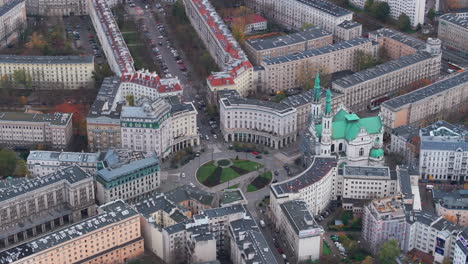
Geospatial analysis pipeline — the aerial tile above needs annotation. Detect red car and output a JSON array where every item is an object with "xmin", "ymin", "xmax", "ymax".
[
  {"xmin": 252, "ymin": 151, "xmax": 259, "ymax": 155},
  {"xmin": 277, "ymin": 247, "xmax": 283, "ymax": 254}
]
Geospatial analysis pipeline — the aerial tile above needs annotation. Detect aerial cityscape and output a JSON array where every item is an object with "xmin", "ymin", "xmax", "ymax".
[{"xmin": 0, "ymin": 0, "xmax": 467, "ymax": 263}]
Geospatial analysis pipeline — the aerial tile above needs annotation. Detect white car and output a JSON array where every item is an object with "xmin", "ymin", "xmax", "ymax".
[
  {"xmin": 181, "ymin": 173, "xmax": 185, "ymax": 178},
  {"xmin": 189, "ymin": 182, "xmax": 195, "ymax": 188},
  {"xmin": 213, "ymin": 134, "xmax": 217, "ymax": 139},
  {"xmin": 205, "ymin": 135, "xmax": 209, "ymax": 140}
]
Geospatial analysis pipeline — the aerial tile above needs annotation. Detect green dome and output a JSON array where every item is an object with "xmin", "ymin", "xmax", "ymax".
[{"xmin": 370, "ymin": 148, "xmax": 384, "ymax": 159}]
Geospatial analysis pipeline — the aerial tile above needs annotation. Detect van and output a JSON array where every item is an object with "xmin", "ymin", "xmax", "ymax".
[
  {"xmin": 426, "ymin": 184, "xmax": 434, "ymax": 190},
  {"xmin": 259, "ymin": 220, "xmax": 266, "ymax": 228}
]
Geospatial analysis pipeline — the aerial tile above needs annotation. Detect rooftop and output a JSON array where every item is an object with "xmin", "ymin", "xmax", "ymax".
[
  {"xmin": 280, "ymin": 200, "xmax": 322, "ymax": 237},
  {"xmin": 262, "ymin": 37, "xmax": 371, "ymax": 65},
  {"xmin": 297, "ymin": 0, "xmax": 352, "ymax": 17},
  {"xmin": 165, "ymin": 185, "xmax": 214, "ymax": 206},
  {"xmin": 0, "ymin": 55, "xmax": 93, "ymax": 65},
  {"xmin": 0, "ymin": 0, "xmax": 24, "ymax": 17},
  {"xmin": 343, "ymin": 165, "xmax": 390, "ymax": 178},
  {"xmin": 221, "ymin": 97, "xmax": 295, "ymax": 115},
  {"xmin": 397, "ymin": 167, "xmax": 413, "ymax": 200},
  {"xmin": 199, "ymin": 203, "xmax": 246, "ymax": 219},
  {"xmin": 220, "ymin": 189, "xmax": 247, "ymax": 206},
  {"xmin": 0, "ymin": 200, "xmax": 137, "ymax": 264},
  {"xmin": 272, "ymin": 157, "xmax": 337, "ymax": 196},
  {"xmin": 0, "ymin": 112, "xmax": 72, "ymax": 126},
  {"xmin": 27, "ymin": 150, "xmax": 98, "ymax": 164},
  {"xmin": 333, "ymin": 51, "xmax": 434, "ymax": 89},
  {"xmin": 382, "ymin": 71, "xmax": 468, "ymax": 110},
  {"xmin": 0, "ymin": 166, "xmax": 91, "ymax": 203},
  {"xmin": 97, "ymin": 154, "xmax": 159, "ymax": 182},
  {"xmin": 133, "ymin": 193, "xmax": 189, "ymax": 223},
  {"xmin": 280, "ymin": 87, "xmax": 343, "ymax": 108},
  {"xmin": 433, "ymin": 189, "xmax": 468, "ymax": 211},
  {"xmin": 419, "ymin": 121, "xmax": 468, "ymax": 151},
  {"xmin": 87, "ymin": 76, "xmax": 123, "ymax": 119},
  {"xmin": 440, "ymin": 13, "xmax": 468, "ymax": 29},
  {"xmin": 392, "ymin": 124, "xmax": 420, "ymax": 142},
  {"xmin": 337, "ymin": 20, "xmax": 361, "ymax": 29},
  {"xmin": 369, "ymin": 196, "xmax": 406, "ymax": 219},
  {"xmin": 369, "ymin": 28, "xmax": 426, "ymax": 51},
  {"xmin": 246, "ymin": 27, "xmax": 331, "ymax": 51}
]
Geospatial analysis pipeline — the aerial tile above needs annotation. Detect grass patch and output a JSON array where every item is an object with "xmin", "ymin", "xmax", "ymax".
[
  {"xmin": 323, "ymin": 241, "xmax": 331, "ymax": 255},
  {"xmin": 247, "ymin": 171, "xmax": 272, "ymax": 192},
  {"xmin": 197, "ymin": 159, "xmax": 262, "ymax": 187},
  {"xmin": 233, "ymin": 160, "xmax": 263, "ymax": 172},
  {"xmin": 122, "ymin": 32, "xmax": 139, "ymax": 44},
  {"xmin": 247, "ymin": 185, "xmax": 258, "ymax": 192},
  {"xmin": 217, "ymin": 159, "xmax": 231, "ymax": 166},
  {"xmin": 196, "ymin": 161, "xmax": 216, "ymax": 182},
  {"xmin": 227, "ymin": 184, "xmax": 239, "ymax": 189},
  {"xmin": 220, "ymin": 167, "xmax": 241, "ymax": 182}
]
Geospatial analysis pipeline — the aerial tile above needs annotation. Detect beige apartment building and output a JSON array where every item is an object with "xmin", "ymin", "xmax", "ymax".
[
  {"xmin": 0, "ymin": 200, "xmax": 144, "ymax": 264},
  {"xmin": 25, "ymin": 0, "xmax": 88, "ymax": 16},
  {"xmin": 0, "ymin": 111, "xmax": 73, "ymax": 149},
  {"xmin": 0, "ymin": 0, "xmax": 26, "ymax": 48},
  {"xmin": 244, "ymin": 27, "xmax": 333, "ymax": 65},
  {"xmin": 380, "ymin": 71, "xmax": 468, "ymax": 133},
  {"xmin": 260, "ymin": 37, "xmax": 375, "ymax": 93},
  {"xmin": 438, "ymin": 13, "xmax": 468, "ymax": 55},
  {"xmin": 333, "ymin": 39, "xmax": 442, "ymax": 112},
  {"xmin": 368, "ymin": 28, "xmax": 427, "ymax": 60},
  {"xmin": 0, "ymin": 55, "xmax": 95, "ymax": 90},
  {"xmin": 335, "ymin": 20, "xmax": 362, "ymax": 43}
]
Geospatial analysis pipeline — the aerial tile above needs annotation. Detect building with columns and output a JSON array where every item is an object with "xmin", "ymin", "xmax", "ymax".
[{"xmin": 0, "ymin": 166, "xmax": 96, "ymax": 250}]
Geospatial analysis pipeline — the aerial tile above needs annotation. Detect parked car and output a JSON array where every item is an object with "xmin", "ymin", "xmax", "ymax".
[
  {"xmin": 252, "ymin": 151, "xmax": 259, "ymax": 155},
  {"xmin": 259, "ymin": 220, "xmax": 266, "ymax": 227},
  {"xmin": 181, "ymin": 173, "xmax": 185, "ymax": 178}
]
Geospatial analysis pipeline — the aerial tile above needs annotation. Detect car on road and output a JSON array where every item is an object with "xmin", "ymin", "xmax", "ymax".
[
  {"xmin": 274, "ymin": 171, "xmax": 279, "ymax": 176},
  {"xmin": 213, "ymin": 134, "xmax": 217, "ymax": 139},
  {"xmin": 277, "ymin": 248, "xmax": 283, "ymax": 254},
  {"xmin": 252, "ymin": 151, "xmax": 259, "ymax": 155},
  {"xmin": 256, "ymin": 155, "xmax": 262, "ymax": 159},
  {"xmin": 281, "ymin": 254, "xmax": 287, "ymax": 260},
  {"xmin": 205, "ymin": 135, "xmax": 209, "ymax": 140},
  {"xmin": 189, "ymin": 182, "xmax": 195, "ymax": 188},
  {"xmin": 181, "ymin": 173, "xmax": 185, "ymax": 178},
  {"xmin": 283, "ymin": 165, "xmax": 289, "ymax": 171},
  {"xmin": 259, "ymin": 220, "xmax": 266, "ymax": 227}
]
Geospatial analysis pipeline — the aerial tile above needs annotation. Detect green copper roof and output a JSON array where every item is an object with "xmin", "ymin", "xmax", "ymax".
[
  {"xmin": 325, "ymin": 89, "xmax": 332, "ymax": 115},
  {"xmin": 345, "ymin": 114, "xmax": 359, "ymax": 121},
  {"xmin": 316, "ymin": 115, "xmax": 382, "ymax": 142},
  {"xmin": 314, "ymin": 72, "xmax": 321, "ymax": 102},
  {"xmin": 333, "ymin": 109, "xmax": 348, "ymax": 122},
  {"xmin": 370, "ymin": 148, "xmax": 384, "ymax": 158}
]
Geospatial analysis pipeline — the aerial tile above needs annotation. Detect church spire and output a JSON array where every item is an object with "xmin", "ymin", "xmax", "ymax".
[
  {"xmin": 325, "ymin": 89, "xmax": 332, "ymax": 116},
  {"xmin": 313, "ymin": 72, "xmax": 320, "ymax": 102}
]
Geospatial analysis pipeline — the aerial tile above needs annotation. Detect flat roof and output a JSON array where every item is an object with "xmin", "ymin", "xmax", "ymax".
[
  {"xmin": 262, "ymin": 37, "xmax": 371, "ymax": 65},
  {"xmin": 333, "ymin": 51, "xmax": 433, "ymax": 89},
  {"xmin": 221, "ymin": 97, "xmax": 295, "ymax": 115},
  {"xmin": 344, "ymin": 165, "xmax": 390, "ymax": 178},
  {"xmin": 87, "ymin": 76, "xmax": 123, "ymax": 119},
  {"xmin": 440, "ymin": 13, "xmax": 468, "ymax": 29},
  {"xmin": 383, "ymin": 71, "xmax": 468, "ymax": 110},
  {"xmin": 0, "ymin": 200, "xmax": 137, "ymax": 263},
  {"xmin": 246, "ymin": 27, "xmax": 331, "ymax": 51},
  {"xmin": 0, "ymin": 112, "xmax": 72, "ymax": 126},
  {"xmin": 27, "ymin": 150, "xmax": 99, "ymax": 163},
  {"xmin": 337, "ymin": 20, "xmax": 361, "ymax": 29},
  {"xmin": 0, "ymin": 55, "xmax": 93, "ymax": 64},
  {"xmin": 97, "ymin": 155, "xmax": 159, "ymax": 182},
  {"xmin": 370, "ymin": 28, "xmax": 426, "ymax": 50},
  {"xmin": 280, "ymin": 88, "xmax": 343, "ymax": 108},
  {"xmin": 280, "ymin": 200, "xmax": 321, "ymax": 236},
  {"xmin": 165, "ymin": 185, "xmax": 214, "ymax": 206},
  {"xmin": 221, "ymin": 189, "xmax": 245, "ymax": 206},
  {"xmin": 297, "ymin": 0, "xmax": 352, "ymax": 17}
]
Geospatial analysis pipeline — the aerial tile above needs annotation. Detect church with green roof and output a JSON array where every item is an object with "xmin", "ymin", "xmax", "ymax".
[{"xmin": 308, "ymin": 73, "xmax": 384, "ymax": 163}]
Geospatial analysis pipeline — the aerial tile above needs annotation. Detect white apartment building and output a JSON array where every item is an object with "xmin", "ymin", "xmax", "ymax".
[
  {"xmin": 0, "ymin": 55, "xmax": 95, "ymax": 90},
  {"xmin": 237, "ymin": 13, "xmax": 268, "ymax": 34},
  {"xmin": 120, "ymin": 97, "xmax": 198, "ymax": 158},
  {"xmin": 270, "ymin": 156, "xmax": 337, "ymax": 217},
  {"xmin": 349, "ymin": 0, "xmax": 425, "ymax": 28},
  {"xmin": 438, "ymin": 13, "xmax": 468, "ymax": 66},
  {"xmin": 381, "ymin": 71, "xmax": 468, "ymax": 133},
  {"xmin": 0, "ymin": 112, "xmax": 73, "ymax": 149},
  {"xmin": 219, "ymin": 95, "xmax": 297, "ymax": 149},
  {"xmin": 27, "ymin": 150, "xmax": 98, "ymax": 177},
  {"xmin": 0, "ymin": 0, "xmax": 26, "ymax": 48},
  {"xmin": 25, "ymin": 0, "xmax": 89, "ymax": 16},
  {"xmin": 419, "ymin": 121, "xmax": 468, "ymax": 181},
  {"xmin": 277, "ymin": 200, "xmax": 323, "ymax": 262},
  {"xmin": 246, "ymin": 0, "xmax": 353, "ymax": 34},
  {"xmin": 453, "ymin": 229, "xmax": 468, "ymax": 264},
  {"xmin": 0, "ymin": 166, "xmax": 96, "ymax": 249},
  {"xmin": 433, "ymin": 189, "xmax": 468, "ymax": 227},
  {"xmin": 120, "ymin": 70, "xmax": 183, "ymax": 102},
  {"xmin": 183, "ymin": 0, "xmax": 254, "ymax": 96},
  {"xmin": 95, "ymin": 150, "xmax": 160, "ymax": 204},
  {"xmin": 333, "ymin": 39, "xmax": 442, "ymax": 112}
]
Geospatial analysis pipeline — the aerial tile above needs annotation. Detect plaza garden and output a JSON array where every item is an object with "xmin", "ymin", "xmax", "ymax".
[{"xmin": 196, "ymin": 159, "xmax": 263, "ymax": 187}]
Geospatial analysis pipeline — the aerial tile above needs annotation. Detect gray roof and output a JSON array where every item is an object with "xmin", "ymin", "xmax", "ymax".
[
  {"xmin": 199, "ymin": 203, "xmax": 246, "ymax": 219},
  {"xmin": 392, "ymin": 124, "xmax": 420, "ymax": 142},
  {"xmin": 262, "ymin": 37, "xmax": 370, "ymax": 65},
  {"xmin": 0, "ymin": 200, "xmax": 137, "ymax": 264},
  {"xmin": 297, "ymin": 0, "xmax": 352, "ymax": 17},
  {"xmin": 369, "ymin": 28, "xmax": 426, "ymax": 50},
  {"xmin": 333, "ymin": 51, "xmax": 434, "ymax": 89},
  {"xmin": 87, "ymin": 76, "xmax": 123, "ymax": 119},
  {"xmin": 0, "ymin": 0, "xmax": 24, "ymax": 17},
  {"xmin": 0, "ymin": 112, "xmax": 71, "ymax": 126},
  {"xmin": 456, "ymin": 228, "xmax": 468, "ymax": 255},
  {"xmin": 133, "ymin": 193, "xmax": 189, "ymax": 223},
  {"xmin": 343, "ymin": 165, "xmax": 390, "ymax": 178},
  {"xmin": 246, "ymin": 27, "xmax": 331, "ymax": 51},
  {"xmin": 337, "ymin": 20, "xmax": 361, "ymax": 29},
  {"xmin": 27, "ymin": 150, "xmax": 98, "ymax": 163},
  {"xmin": 280, "ymin": 88, "xmax": 343, "ymax": 108},
  {"xmin": 397, "ymin": 167, "xmax": 413, "ymax": 200},
  {"xmin": 221, "ymin": 97, "xmax": 295, "ymax": 115},
  {"xmin": 383, "ymin": 71, "xmax": 468, "ymax": 110},
  {"xmin": 0, "ymin": 178, "xmax": 27, "ymax": 190},
  {"xmin": 165, "ymin": 185, "xmax": 214, "ymax": 206},
  {"xmin": 280, "ymin": 200, "xmax": 321, "ymax": 236},
  {"xmin": 440, "ymin": 13, "xmax": 468, "ymax": 29},
  {"xmin": 97, "ymin": 154, "xmax": 159, "ymax": 182},
  {"xmin": 0, "ymin": 55, "xmax": 93, "ymax": 64},
  {"xmin": 272, "ymin": 157, "xmax": 337, "ymax": 196},
  {"xmin": 0, "ymin": 166, "xmax": 91, "ymax": 203},
  {"xmin": 220, "ymin": 189, "xmax": 246, "ymax": 206},
  {"xmin": 433, "ymin": 189, "xmax": 468, "ymax": 210},
  {"xmin": 420, "ymin": 120, "xmax": 467, "ymax": 138}
]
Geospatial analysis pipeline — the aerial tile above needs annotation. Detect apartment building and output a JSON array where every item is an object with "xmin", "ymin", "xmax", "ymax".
[
  {"xmin": 0, "ymin": 111, "xmax": 73, "ymax": 149},
  {"xmin": 27, "ymin": 150, "xmax": 98, "ymax": 177},
  {"xmin": 389, "ymin": 124, "xmax": 420, "ymax": 165},
  {"xmin": 95, "ymin": 149, "xmax": 160, "ymax": 204},
  {"xmin": 244, "ymin": 27, "xmax": 333, "ymax": 65},
  {"xmin": 418, "ymin": 121, "xmax": 468, "ymax": 181},
  {"xmin": 349, "ymin": 0, "xmax": 425, "ymax": 27},
  {"xmin": 121, "ymin": 97, "xmax": 198, "ymax": 157},
  {"xmin": 165, "ymin": 185, "xmax": 214, "ymax": 215},
  {"xmin": 453, "ymin": 229, "xmax": 468, "ymax": 264},
  {"xmin": 0, "ymin": 166, "xmax": 96, "ymax": 250},
  {"xmin": 334, "ymin": 20, "xmax": 362, "ymax": 43},
  {"xmin": 362, "ymin": 196, "xmax": 408, "ymax": 254},
  {"xmin": 184, "ymin": 0, "xmax": 254, "ymax": 96},
  {"xmin": 89, "ymin": 0, "xmax": 135, "ymax": 76},
  {"xmin": 368, "ymin": 28, "xmax": 427, "ymax": 60},
  {"xmin": 438, "ymin": 13, "xmax": 468, "ymax": 65},
  {"xmin": 270, "ymin": 157, "xmax": 338, "ymax": 217},
  {"xmin": 233, "ymin": 13, "xmax": 267, "ymax": 34},
  {"xmin": 277, "ymin": 200, "xmax": 323, "ymax": 262},
  {"xmin": 0, "ymin": 200, "xmax": 144, "ymax": 264},
  {"xmin": 337, "ymin": 165, "xmax": 398, "ymax": 200},
  {"xmin": 25, "ymin": 0, "xmax": 88, "ymax": 16},
  {"xmin": 433, "ymin": 189, "xmax": 468, "ymax": 226},
  {"xmin": 120, "ymin": 70, "xmax": 183, "ymax": 102},
  {"xmin": 260, "ymin": 37, "xmax": 375, "ymax": 93},
  {"xmin": 0, "ymin": 55, "xmax": 94, "ymax": 89},
  {"xmin": 333, "ymin": 40, "xmax": 442, "ymax": 112},
  {"xmin": 0, "ymin": 0, "xmax": 26, "ymax": 48},
  {"xmin": 219, "ymin": 94, "xmax": 298, "ymax": 149},
  {"xmin": 246, "ymin": 0, "xmax": 353, "ymax": 34},
  {"xmin": 381, "ymin": 71, "xmax": 468, "ymax": 133}
]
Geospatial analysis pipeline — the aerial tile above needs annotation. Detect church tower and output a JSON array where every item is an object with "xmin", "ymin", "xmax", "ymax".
[
  {"xmin": 311, "ymin": 72, "xmax": 321, "ymax": 121},
  {"xmin": 320, "ymin": 89, "xmax": 333, "ymax": 156}
]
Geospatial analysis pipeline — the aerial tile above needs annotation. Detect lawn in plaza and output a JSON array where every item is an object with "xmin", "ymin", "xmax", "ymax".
[{"xmin": 196, "ymin": 159, "xmax": 263, "ymax": 187}]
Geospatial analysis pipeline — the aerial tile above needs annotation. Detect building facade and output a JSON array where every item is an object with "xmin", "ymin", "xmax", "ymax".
[
  {"xmin": 27, "ymin": 150, "xmax": 98, "ymax": 177},
  {"xmin": 0, "ymin": 166, "xmax": 96, "ymax": 249},
  {"xmin": 244, "ymin": 27, "xmax": 333, "ymax": 65},
  {"xmin": 368, "ymin": 28, "xmax": 427, "ymax": 60},
  {"xmin": 390, "ymin": 124, "xmax": 420, "ymax": 166},
  {"xmin": 0, "ymin": 112, "xmax": 73, "ymax": 150},
  {"xmin": 333, "ymin": 40, "xmax": 442, "ymax": 112},
  {"xmin": 419, "ymin": 121, "xmax": 468, "ymax": 181},
  {"xmin": 381, "ymin": 71, "xmax": 468, "ymax": 133},
  {"xmin": 453, "ymin": 229, "xmax": 468, "ymax": 264},
  {"xmin": 0, "ymin": 200, "xmax": 144, "ymax": 264},
  {"xmin": 438, "ymin": 13, "xmax": 468, "ymax": 66},
  {"xmin": 0, "ymin": 55, "xmax": 94, "ymax": 90},
  {"xmin": 334, "ymin": 20, "xmax": 362, "ymax": 43},
  {"xmin": 0, "ymin": 0, "xmax": 26, "ymax": 48},
  {"xmin": 433, "ymin": 189, "xmax": 468, "ymax": 227},
  {"xmin": 25, "ymin": 0, "xmax": 89, "ymax": 16}
]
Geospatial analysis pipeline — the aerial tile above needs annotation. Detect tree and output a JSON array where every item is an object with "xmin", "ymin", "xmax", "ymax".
[
  {"xmin": 126, "ymin": 94, "xmax": 135, "ymax": 106},
  {"xmin": 0, "ymin": 149, "xmax": 18, "ymax": 177},
  {"xmin": 301, "ymin": 23, "xmax": 314, "ymax": 30},
  {"xmin": 13, "ymin": 69, "xmax": 32, "ymax": 88},
  {"xmin": 356, "ymin": 50, "xmax": 381, "ymax": 71},
  {"xmin": 15, "ymin": 159, "xmax": 29, "ymax": 177},
  {"xmin": 427, "ymin": 8, "xmax": 436, "ymax": 21},
  {"xmin": 377, "ymin": 240, "xmax": 401, "ymax": 264},
  {"xmin": 273, "ymin": 93, "xmax": 286, "ymax": 102},
  {"xmin": 92, "ymin": 63, "xmax": 114, "ymax": 89},
  {"xmin": 361, "ymin": 256, "xmax": 374, "ymax": 264},
  {"xmin": 371, "ymin": 2, "xmax": 390, "ymax": 21},
  {"xmin": 397, "ymin": 13, "xmax": 411, "ymax": 32},
  {"xmin": 364, "ymin": 0, "xmax": 374, "ymax": 12}
]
